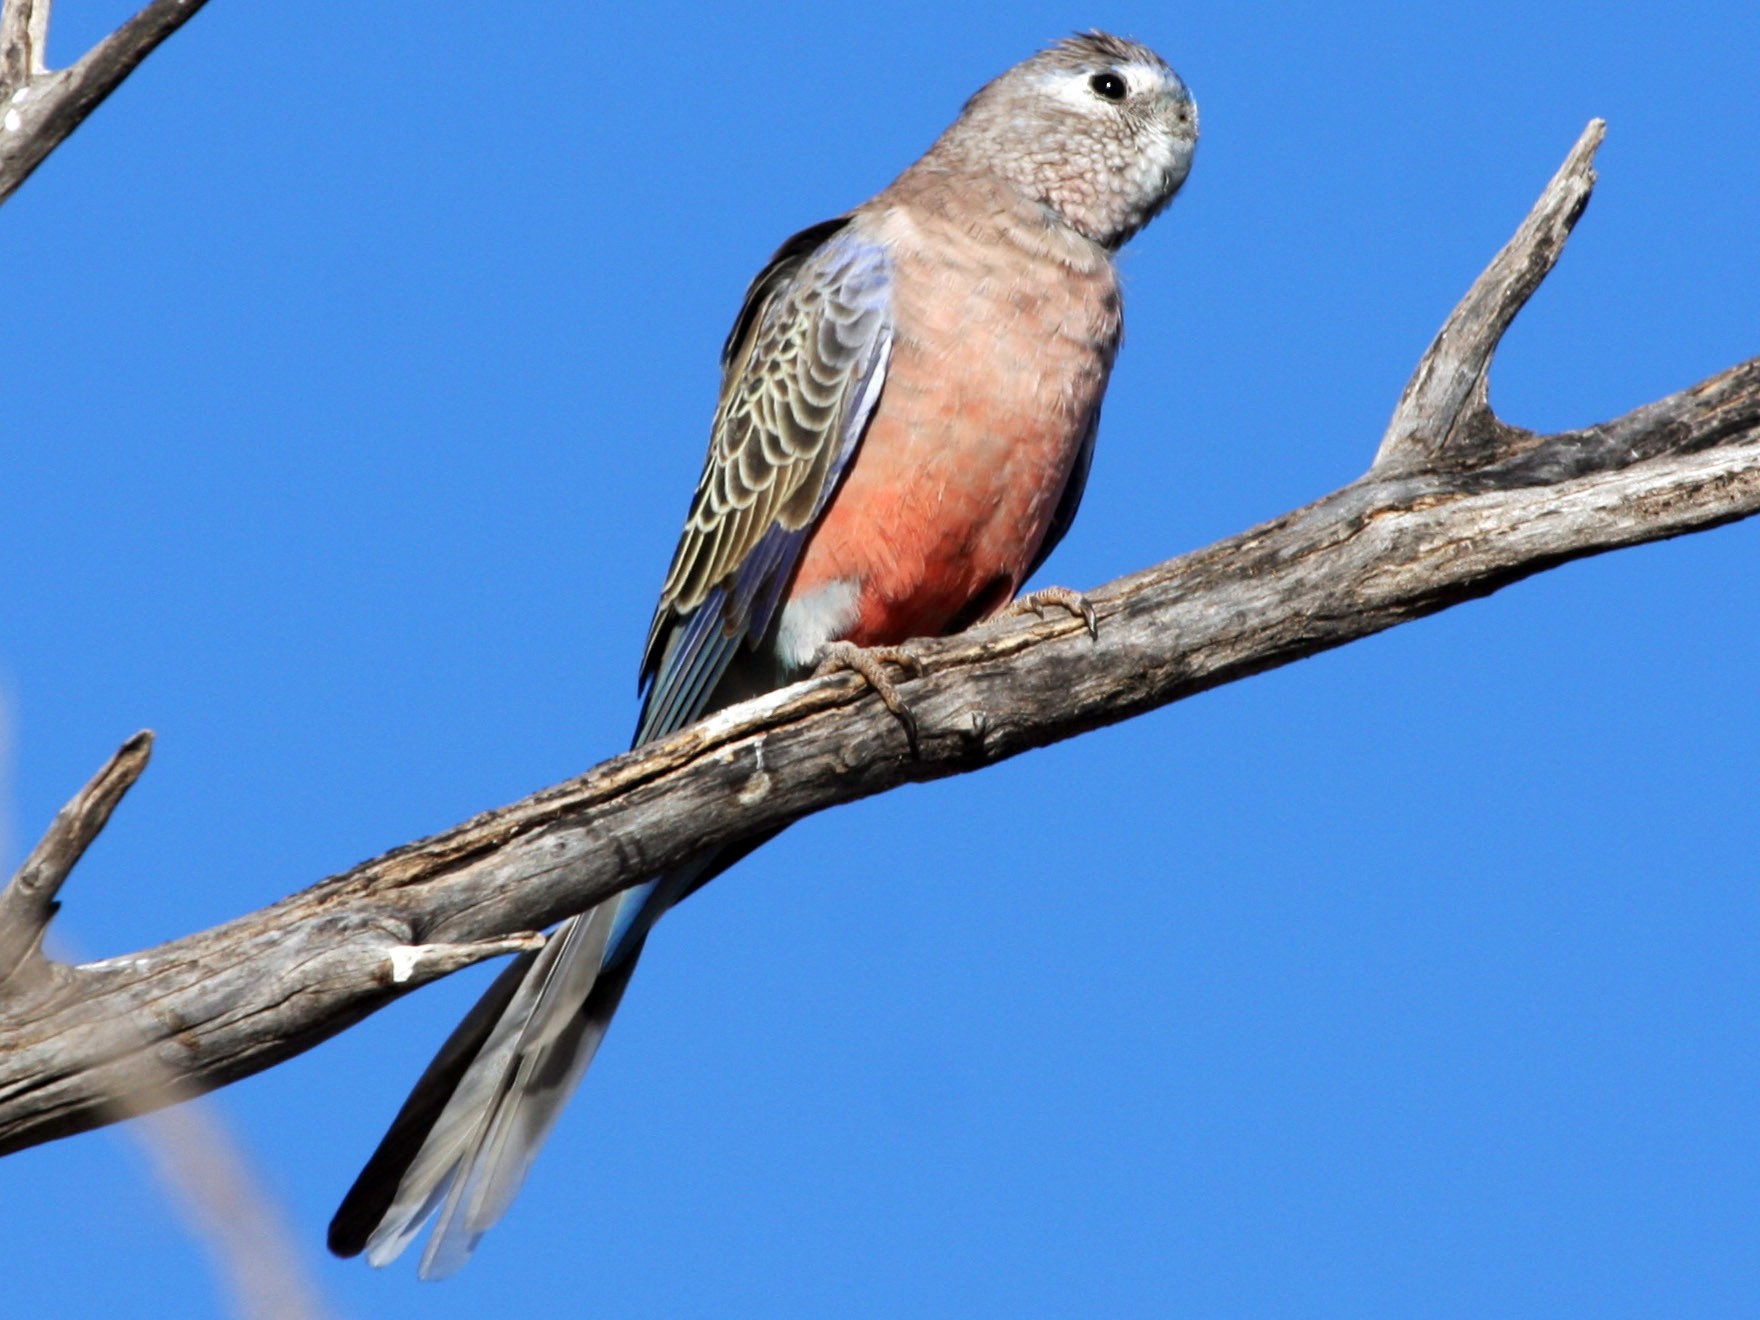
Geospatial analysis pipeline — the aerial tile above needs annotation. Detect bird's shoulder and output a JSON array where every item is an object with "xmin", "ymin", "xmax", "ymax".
[{"xmin": 718, "ymin": 215, "xmax": 857, "ymax": 370}]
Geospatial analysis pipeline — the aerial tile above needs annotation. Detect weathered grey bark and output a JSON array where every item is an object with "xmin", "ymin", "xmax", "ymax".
[
  {"xmin": 1, "ymin": 119, "xmax": 1756, "ymax": 1158},
  {"xmin": 0, "ymin": 0, "xmax": 211, "ymax": 205},
  {"xmin": 0, "ymin": 732, "xmax": 152, "ymax": 991}
]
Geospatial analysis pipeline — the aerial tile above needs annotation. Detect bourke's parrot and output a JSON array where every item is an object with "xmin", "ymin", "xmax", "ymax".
[{"xmin": 330, "ymin": 31, "xmax": 1198, "ymax": 1276}]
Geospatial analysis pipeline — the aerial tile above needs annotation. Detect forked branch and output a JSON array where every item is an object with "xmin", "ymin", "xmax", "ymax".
[
  {"xmin": 0, "ymin": 0, "xmax": 212, "ymax": 205},
  {"xmin": 1374, "ymin": 121, "xmax": 1605, "ymax": 473},
  {"xmin": 1, "ymin": 120, "xmax": 1755, "ymax": 1157},
  {"xmin": 0, "ymin": 731, "xmax": 152, "ymax": 992}
]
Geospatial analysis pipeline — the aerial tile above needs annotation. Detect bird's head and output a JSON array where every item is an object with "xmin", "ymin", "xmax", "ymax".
[{"xmin": 939, "ymin": 32, "xmax": 1198, "ymax": 249}]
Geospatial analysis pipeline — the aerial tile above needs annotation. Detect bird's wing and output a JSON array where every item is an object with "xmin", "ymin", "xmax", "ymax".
[
  {"xmin": 331, "ymin": 219, "xmax": 894, "ymax": 1278},
  {"xmin": 634, "ymin": 217, "xmax": 894, "ymax": 745}
]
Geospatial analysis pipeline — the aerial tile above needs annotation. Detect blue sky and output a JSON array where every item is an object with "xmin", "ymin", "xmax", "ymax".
[{"xmin": 4, "ymin": 3, "xmax": 1757, "ymax": 1317}]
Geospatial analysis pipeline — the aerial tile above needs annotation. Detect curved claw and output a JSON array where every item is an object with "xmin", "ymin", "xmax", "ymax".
[
  {"xmin": 1003, "ymin": 586, "xmax": 1098, "ymax": 639},
  {"xmin": 812, "ymin": 641, "xmax": 923, "ymax": 754}
]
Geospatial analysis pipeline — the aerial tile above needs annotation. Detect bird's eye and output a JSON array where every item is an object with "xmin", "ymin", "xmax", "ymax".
[{"xmin": 1089, "ymin": 72, "xmax": 1127, "ymax": 102}]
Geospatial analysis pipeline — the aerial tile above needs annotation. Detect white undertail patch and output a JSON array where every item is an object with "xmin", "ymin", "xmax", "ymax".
[{"xmin": 776, "ymin": 579, "xmax": 862, "ymax": 672}]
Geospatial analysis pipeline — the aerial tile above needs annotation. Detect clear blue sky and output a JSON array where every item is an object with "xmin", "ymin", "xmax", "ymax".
[{"xmin": 5, "ymin": 3, "xmax": 1757, "ymax": 1317}]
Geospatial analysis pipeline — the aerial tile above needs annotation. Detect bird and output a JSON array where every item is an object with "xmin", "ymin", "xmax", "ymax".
[{"xmin": 329, "ymin": 31, "xmax": 1198, "ymax": 1277}]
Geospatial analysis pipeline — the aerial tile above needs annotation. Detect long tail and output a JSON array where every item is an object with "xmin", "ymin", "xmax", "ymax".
[
  {"xmin": 328, "ymin": 878, "xmax": 668, "ymax": 1278},
  {"xmin": 329, "ymin": 819, "xmax": 784, "ymax": 1276}
]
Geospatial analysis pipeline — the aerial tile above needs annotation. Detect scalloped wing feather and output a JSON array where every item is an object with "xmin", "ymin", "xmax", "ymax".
[{"xmin": 635, "ymin": 220, "xmax": 893, "ymax": 746}]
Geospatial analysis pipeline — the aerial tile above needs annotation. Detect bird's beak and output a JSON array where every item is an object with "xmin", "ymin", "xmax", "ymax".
[{"xmin": 1163, "ymin": 86, "xmax": 1199, "ymax": 144}]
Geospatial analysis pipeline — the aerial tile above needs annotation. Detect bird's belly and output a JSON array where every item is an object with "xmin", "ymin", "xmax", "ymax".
[
  {"xmin": 781, "ymin": 207, "xmax": 1121, "ymax": 657},
  {"xmin": 789, "ymin": 335, "xmax": 1108, "ymax": 648}
]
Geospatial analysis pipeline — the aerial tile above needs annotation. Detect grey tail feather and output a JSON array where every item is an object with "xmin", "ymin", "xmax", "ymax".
[
  {"xmin": 330, "ymin": 829, "xmax": 785, "ymax": 1273},
  {"xmin": 416, "ymin": 940, "xmax": 642, "ymax": 1278},
  {"xmin": 327, "ymin": 903, "xmax": 626, "ymax": 1271},
  {"xmin": 328, "ymin": 946, "xmax": 540, "ymax": 1259}
]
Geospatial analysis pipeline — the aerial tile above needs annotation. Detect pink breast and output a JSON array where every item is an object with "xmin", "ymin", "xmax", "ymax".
[{"xmin": 788, "ymin": 234, "xmax": 1119, "ymax": 648}]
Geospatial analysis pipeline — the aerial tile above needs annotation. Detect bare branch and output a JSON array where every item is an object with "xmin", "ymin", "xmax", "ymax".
[
  {"xmin": 130, "ymin": 1097, "xmax": 339, "ymax": 1320},
  {"xmin": 1374, "ymin": 119, "xmax": 1606, "ymax": 474},
  {"xmin": 0, "ymin": 0, "xmax": 50, "ymax": 91},
  {"xmin": 0, "ymin": 0, "xmax": 212, "ymax": 206},
  {"xmin": 0, "ymin": 123, "xmax": 1755, "ymax": 1158},
  {"xmin": 0, "ymin": 731, "xmax": 152, "ymax": 991},
  {"xmin": 0, "ymin": 702, "xmax": 335, "ymax": 1316}
]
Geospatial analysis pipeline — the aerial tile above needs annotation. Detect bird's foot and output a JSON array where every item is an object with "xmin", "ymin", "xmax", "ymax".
[
  {"xmin": 1001, "ymin": 586, "xmax": 1098, "ymax": 639},
  {"xmin": 812, "ymin": 641, "xmax": 924, "ymax": 753}
]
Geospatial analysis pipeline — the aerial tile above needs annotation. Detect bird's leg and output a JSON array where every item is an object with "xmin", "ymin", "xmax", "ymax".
[
  {"xmin": 1000, "ymin": 586, "xmax": 1099, "ymax": 639},
  {"xmin": 812, "ymin": 641, "xmax": 924, "ymax": 753}
]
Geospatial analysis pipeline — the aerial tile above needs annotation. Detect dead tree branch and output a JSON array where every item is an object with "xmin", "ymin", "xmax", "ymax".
[
  {"xmin": 0, "ymin": 730, "xmax": 151, "ymax": 991},
  {"xmin": 128, "ymin": 1097, "xmax": 337, "ymax": 1320},
  {"xmin": 1, "ymin": 120, "xmax": 1756, "ymax": 1157},
  {"xmin": 0, "ymin": 0, "xmax": 212, "ymax": 205}
]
